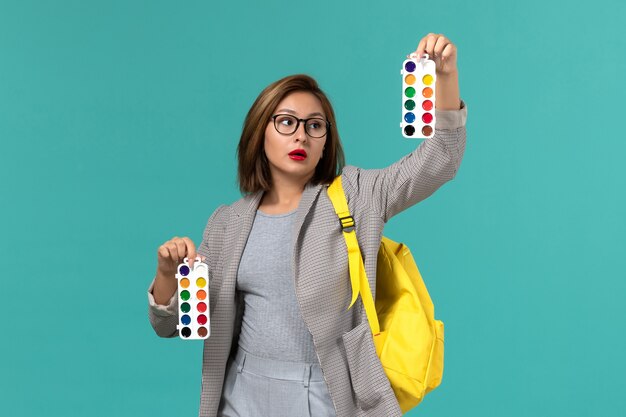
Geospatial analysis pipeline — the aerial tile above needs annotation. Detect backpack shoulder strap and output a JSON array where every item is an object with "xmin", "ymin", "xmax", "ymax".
[{"xmin": 327, "ymin": 176, "xmax": 380, "ymax": 334}]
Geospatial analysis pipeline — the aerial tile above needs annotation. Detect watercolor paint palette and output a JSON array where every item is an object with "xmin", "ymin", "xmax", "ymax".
[
  {"xmin": 176, "ymin": 257, "xmax": 210, "ymax": 340},
  {"xmin": 401, "ymin": 53, "xmax": 436, "ymax": 138}
]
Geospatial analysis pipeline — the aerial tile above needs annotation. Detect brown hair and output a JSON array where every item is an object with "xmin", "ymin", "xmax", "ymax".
[{"xmin": 236, "ymin": 74, "xmax": 345, "ymax": 194}]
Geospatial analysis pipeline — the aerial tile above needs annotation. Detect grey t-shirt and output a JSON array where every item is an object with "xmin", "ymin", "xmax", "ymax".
[{"xmin": 236, "ymin": 208, "xmax": 319, "ymax": 364}]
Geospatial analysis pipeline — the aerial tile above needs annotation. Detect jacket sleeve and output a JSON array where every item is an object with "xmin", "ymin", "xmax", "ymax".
[
  {"xmin": 147, "ymin": 204, "xmax": 228, "ymax": 338},
  {"xmin": 341, "ymin": 99, "xmax": 467, "ymax": 222}
]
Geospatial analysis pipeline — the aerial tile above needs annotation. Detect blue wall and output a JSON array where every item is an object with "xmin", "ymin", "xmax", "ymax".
[{"xmin": 1, "ymin": 0, "xmax": 624, "ymax": 415}]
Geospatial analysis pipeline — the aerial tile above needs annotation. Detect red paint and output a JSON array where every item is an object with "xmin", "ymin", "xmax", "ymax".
[
  {"xmin": 197, "ymin": 302, "xmax": 207, "ymax": 313},
  {"xmin": 422, "ymin": 100, "xmax": 433, "ymax": 111},
  {"xmin": 422, "ymin": 113, "xmax": 433, "ymax": 124},
  {"xmin": 198, "ymin": 314, "xmax": 208, "ymax": 325}
]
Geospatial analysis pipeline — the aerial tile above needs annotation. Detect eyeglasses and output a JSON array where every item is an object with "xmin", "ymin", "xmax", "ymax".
[{"xmin": 271, "ymin": 114, "xmax": 330, "ymax": 138}]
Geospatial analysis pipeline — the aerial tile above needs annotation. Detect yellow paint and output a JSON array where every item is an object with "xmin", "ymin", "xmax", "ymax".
[
  {"xmin": 422, "ymin": 74, "xmax": 434, "ymax": 85},
  {"xmin": 196, "ymin": 277, "xmax": 207, "ymax": 288}
]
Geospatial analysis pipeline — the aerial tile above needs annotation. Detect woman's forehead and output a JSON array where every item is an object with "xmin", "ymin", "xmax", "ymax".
[{"xmin": 275, "ymin": 91, "xmax": 325, "ymax": 117}]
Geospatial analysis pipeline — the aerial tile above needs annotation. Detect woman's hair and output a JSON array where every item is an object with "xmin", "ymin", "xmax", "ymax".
[{"xmin": 237, "ymin": 74, "xmax": 345, "ymax": 194}]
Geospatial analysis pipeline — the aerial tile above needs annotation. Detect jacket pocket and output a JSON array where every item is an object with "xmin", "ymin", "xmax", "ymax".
[{"xmin": 342, "ymin": 321, "xmax": 390, "ymax": 410}]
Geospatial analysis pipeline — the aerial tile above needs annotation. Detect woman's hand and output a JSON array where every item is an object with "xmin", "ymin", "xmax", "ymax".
[
  {"xmin": 408, "ymin": 33, "xmax": 461, "ymax": 110},
  {"xmin": 152, "ymin": 236, "xmax": 205, "ymax": 305},
  {"xmin": 408, "ymin": 33, "xmax": 458, "ymax": 76},
  {"xmin": 157, "ymin": 236, "xmax": 204, "ymax": 276}
]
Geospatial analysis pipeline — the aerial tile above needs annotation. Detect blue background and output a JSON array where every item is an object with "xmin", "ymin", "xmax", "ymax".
[{"xmin": 1, "ymin": 0, "xmax": 625, "ymax": 416}]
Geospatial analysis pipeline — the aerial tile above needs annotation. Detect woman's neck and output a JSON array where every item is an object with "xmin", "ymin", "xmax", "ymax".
[{"xmin": 259, "ymin": 176, "xmax": 307, "ymax": 213}]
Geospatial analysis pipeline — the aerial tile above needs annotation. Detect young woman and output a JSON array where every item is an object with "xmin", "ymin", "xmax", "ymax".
[{"xmin": 148, "ymin": 33, "xmax": 467, "ymax": 417}]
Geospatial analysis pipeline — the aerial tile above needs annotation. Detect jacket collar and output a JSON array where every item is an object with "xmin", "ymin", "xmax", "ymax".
[{"xmin": 231, "ymin": 181, "xmax": 325, "ymax": 221}]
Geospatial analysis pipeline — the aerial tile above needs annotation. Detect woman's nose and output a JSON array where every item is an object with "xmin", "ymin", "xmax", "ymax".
[{"xmin": 294, "ymin": 123, "xmax": 308, "ymax": 142}]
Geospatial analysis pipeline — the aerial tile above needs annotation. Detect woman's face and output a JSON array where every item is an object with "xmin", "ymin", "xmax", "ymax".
[{"xmin": 263, "ymin": 91, "xmax": 327, "ymax": 186}]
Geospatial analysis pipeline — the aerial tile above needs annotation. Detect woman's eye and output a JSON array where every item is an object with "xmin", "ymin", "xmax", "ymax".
[
  {"xmin": 308, "ymin": 119, "xmax": 325, "ymax": 130},
  {"xmin": 279, "ymin": 117, "xmax": 294, "ymax": 126}
]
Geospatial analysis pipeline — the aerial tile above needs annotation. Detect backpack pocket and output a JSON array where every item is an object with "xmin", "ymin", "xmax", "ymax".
[{"xmin": 425, "ymin": 319, "xmax": 444, "ymax": 393}]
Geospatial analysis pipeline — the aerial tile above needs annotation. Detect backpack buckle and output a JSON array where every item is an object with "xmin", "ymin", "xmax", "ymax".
[{"xmin": 339, "ymin": 215, "xmax": 355, "ymax": 232}]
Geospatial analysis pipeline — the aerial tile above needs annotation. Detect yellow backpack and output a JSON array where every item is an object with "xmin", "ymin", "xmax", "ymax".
[{"xmin": 327, "ymin": 175, "xmax": 445, "ymax": 414}]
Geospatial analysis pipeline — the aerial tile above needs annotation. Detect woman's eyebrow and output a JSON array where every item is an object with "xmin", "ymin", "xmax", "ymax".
[{"xmin": 276, "ymin": 108, "xmax": 325, "ymax": 118}]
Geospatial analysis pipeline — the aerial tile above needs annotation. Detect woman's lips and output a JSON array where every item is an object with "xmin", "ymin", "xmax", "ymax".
[{"xmin": 288, "ymin": 149, "xmax": 307, "ymax": 161}]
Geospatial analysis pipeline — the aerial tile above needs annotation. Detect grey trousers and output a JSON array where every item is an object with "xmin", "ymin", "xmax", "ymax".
[{"xmin": 217, "ymin": 346, "xmax": 337, "ymax": 417}]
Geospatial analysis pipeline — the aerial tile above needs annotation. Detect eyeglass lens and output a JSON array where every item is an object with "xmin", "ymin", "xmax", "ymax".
[{"xmin": 274, "ymin": 115, "xmax": 327, "ymax": 138}]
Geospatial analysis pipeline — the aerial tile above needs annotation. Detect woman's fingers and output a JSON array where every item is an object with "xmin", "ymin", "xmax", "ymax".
[
  {"xmin": 441, "ymin": 42, "xmax": 455, "ymax": 59},
  {"xmin": 410, "ymin": 33, "xmax": 458, "ymax": 75},
  {"xmin": 413, "ymin": 35, "xmax": 428, "ymax": 58},
  {"xmin": 182, "ymin": 237, "xmax": 198, "ymax": 268},
  {"xmin": 157, "ymin": 236, "xmax": 202, "ymax": 277},
  {"xmin": 412, "ymin": 33, "xmax": 437, "ymax": 58},
  {"xmin": 157, "ymin": 244, "xmax": 172, "ymax": 265},
  {"xmin": 167, "ymin": 244, "xmax": 181, "ymax": 265},
  {"xmin": 413, "ymin": 33, "xmax": 449, "ymax": 58},
  {"xmin": 424, "ymin": 33, "xmax": 438, "ymax": 57},
  {"xmin": 433, "ymin": 35, "xmax": 450, "ymax": 59},
  {"xmin": 440, "ymin": 42, "xmax": 456, "ymax": 73},
  {"xmin": 155, "ymin": 244, "xmax": 175, "ymax": 276}
]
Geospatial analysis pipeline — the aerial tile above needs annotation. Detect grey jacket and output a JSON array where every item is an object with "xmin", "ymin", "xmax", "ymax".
[{"xmin": 148, "ymin": 100, "xmax": 467, "ymax": 417}]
